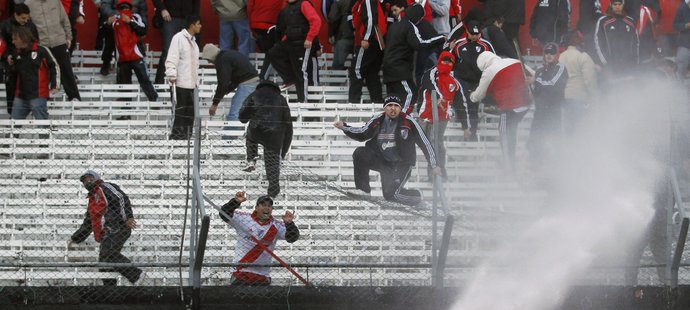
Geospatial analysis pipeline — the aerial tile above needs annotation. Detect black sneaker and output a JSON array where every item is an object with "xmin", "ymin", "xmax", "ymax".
[{"xmin": 100, "ymin": 63, "xmax": 110, "ymax": 76}]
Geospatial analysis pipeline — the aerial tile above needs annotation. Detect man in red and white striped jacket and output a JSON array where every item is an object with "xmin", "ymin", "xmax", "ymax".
[{"xmin": 470, "ymin": 51, "xmax": 531, "ymax": 172}]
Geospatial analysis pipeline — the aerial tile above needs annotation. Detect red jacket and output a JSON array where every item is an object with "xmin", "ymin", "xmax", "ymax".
[
  {"xmin": 248, "ymin": 0, "xmax": 285, "ymax": 30},
  {"xmin": 113, "ymin": 11, "xmax": 147, "ymax": 63},
  {"xmin": 352, "ymin": 0, "xmax": 387, "ymax": 44}
]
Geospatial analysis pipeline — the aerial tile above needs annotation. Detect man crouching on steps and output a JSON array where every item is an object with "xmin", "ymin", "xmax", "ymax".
[{"xmin": 334, "ymin": 95, "xmax": 442, "ymax": 206}]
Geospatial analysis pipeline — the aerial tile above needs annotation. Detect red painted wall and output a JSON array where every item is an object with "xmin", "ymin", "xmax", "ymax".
[{"xmin": 74, "ymin": 0, "xmax": 680, "ymax": 55}]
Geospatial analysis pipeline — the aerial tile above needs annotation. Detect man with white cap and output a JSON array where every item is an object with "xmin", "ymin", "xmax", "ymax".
[
  {"xmin": 68, "ymin": 170, "xmax": 143, "ymax": 286},
  {"xmin": 201, "ymin": 43, "xmax": 259, "ymax": 122},
  {"xmin": 334, "ymin": 95, "xmax": 441, "ymax": 206}
]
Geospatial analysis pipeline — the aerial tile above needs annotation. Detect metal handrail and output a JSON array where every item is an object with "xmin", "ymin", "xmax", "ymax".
[{"xmin": 670, "ymin": 168, "xmax": 689, "ymax": 288}]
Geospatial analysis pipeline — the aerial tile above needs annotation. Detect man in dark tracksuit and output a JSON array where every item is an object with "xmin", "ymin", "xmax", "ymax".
[
  {"xmin": 528, "ymin": 43, "xmax": 568, "ymax": 164},
  {"xmin": 0, "ymin": 3, "xmax": 39, "ymax": 115},
  {"xmin": 69, "ymin": 170, "xmax": 143, "ymax": 286},
  {"xmin": 265, "ymin": 0, "xmax": 321, "ymax": 103},
  {"xmin": 348, "ymin": 0, "xmax": 386, "ymax": 104},
  {"xmin": 239, "ymin": 81, "xmax": 293, "ymax": 198},
  {"xmin": 529, "ymin": 0, "xmax": 570, "ymax": 46},
  {"xmin": 594, "ymin": 0, "xmax": 639, "ymax": 79},
  {"xmin": 450, "ymin": 20, "xmax": 495, "ymax": 141},
  {"xmin": 334, "ymin": 95, "xmax": 441, "ymax": 206},
  {"xmin": 382, "ymin": 3, "xmax": 444, "ymax": 115}
]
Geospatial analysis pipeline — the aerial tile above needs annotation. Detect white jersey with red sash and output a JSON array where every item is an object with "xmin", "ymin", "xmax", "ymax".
[{"xmin": 229, "ymin": 211, "xmax": 288, "ymax": 280}]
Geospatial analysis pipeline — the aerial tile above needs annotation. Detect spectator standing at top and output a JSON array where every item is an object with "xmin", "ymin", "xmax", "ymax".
[
  {"xmin": 415, "ymin": 51, "xmax": 463, "ymax": 179},
  {"xmin": 334, "ymin": 95, "xmax": 441, "ymax": 206},
  {"xmin": 348, "ymin": 0, "xmax": 387, "ymax": 104},
  {"xmin": 238, "ymin": 80, "xmax": 293, "ymax": 198},
  {"xmin": 483, "ymin": 0, "xmax": 525, "ymax": 42},
  {"xmin": 9, "ymin": 26, "xmax": 58, "ymax": 120},
  {"xmin": 153, "ymin": 0, "xmax": 200, "ymax": 84},
  {"xmin": 429, "ymin": 0, "xmax": 451, "ymax": 36},
  {"xmin": 166, "ymin": 16, "xmax": 201, "ymax": 140},
  {"xmin": 201, "ymin": 43, "xmax": 259, "ymax": 123},
  {"xmin": 0, "ymin": 3, "xmax": 39, "ymax": 115},
  {"xmin": 98, "ymin": 0, "xmax": 147, "ymax": 76},
  {"xmin": 529, "ymin": 0, "xmax": 571, "ymax": 46},
  {"xmin": 558, "ymin": 30, "xmax": 599, "ymax": 134},
  {"xmin": 219, "ymin": 191, "xmax": 299, "ymax": 286},
  {"xmin": 450, "ymin": 20, "xmax": 495, "ymax": 141},
  {"xmin": 212, "ymin": 0, "xmax": 255, "ymax": 56},
  {"xmin": 60, "ymin": 0, "xmax": 84, "ymax": 55},
  {"xmin": 470, "ymin": 51, "xmax": 531, "ymax": 172},
  {"xmin": 383, "ymin": 3, "xmax": 445, "ymax": 115},
  {"xmin": 327, "ymin": 0, "xmax": 353, "ymax": 70},
  {"xmin": 248, "ymin": 0, "xmax": 284, "ymax": 79},
  {"xmin": 265, "ymin": 0, "xmax": 321, "ymax": 103},
  {"xmin": 594, "ymin": 0, "xmax": 639, "ymax": 78},
  {"xmin": 674, "ymin": 0, "xmax": 690, "ymax": 80},
  {"xmin": 482, "ymin": 16, "xmax": 518, "ymax": 59},
  {"xmin": 26, "ymin": 0, "xmax": 82, "ymax": 101},
  {"xmin": 113, "ymin": 0, "xmax": 157, "ymax": 102},
  {"xmin": 527, "ymin": 42, "xmax": 568, "ymax": 165}
]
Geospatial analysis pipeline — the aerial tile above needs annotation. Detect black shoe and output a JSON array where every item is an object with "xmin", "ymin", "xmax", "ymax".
[{"xmin": 100, "ymin": 63, "xmax": 110, "ymax": 76}]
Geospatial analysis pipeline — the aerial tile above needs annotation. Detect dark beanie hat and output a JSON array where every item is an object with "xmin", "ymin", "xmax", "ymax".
[{"xmin": 383, "ymin": 95, "xmax": 402, "ymax": 107}]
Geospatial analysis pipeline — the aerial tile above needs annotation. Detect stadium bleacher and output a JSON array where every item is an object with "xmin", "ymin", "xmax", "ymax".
[{"xmin": 0, "ymin": 49, "xmax": 548, "ymax": 287}]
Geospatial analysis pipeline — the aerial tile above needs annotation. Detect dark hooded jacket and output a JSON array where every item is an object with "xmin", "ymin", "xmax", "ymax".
[
  {"xmin": 382, "ymin": 3, "xmax": 444, "ymax": 83},
  {"xmin": 239, "ymin": 81, "xmax": 293, "ymax": 159}
]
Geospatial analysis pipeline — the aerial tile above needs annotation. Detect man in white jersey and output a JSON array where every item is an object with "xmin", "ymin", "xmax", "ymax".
[{"xmin": 219, "ymin": 191, "xmax": 300, "ymax": 285}]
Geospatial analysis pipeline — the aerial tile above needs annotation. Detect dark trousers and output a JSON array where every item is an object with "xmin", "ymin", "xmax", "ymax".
[
  {"xmin": 527, "ymin": 104, "xmax": 562, "ymax": 163},
  {"xmin": 266, "ymin": 40, "xmax": 316, "ymax": 102},
  {"xmin": 385, "ymin": 79, "xmax": 417, "ymax": 114},
  {"xmin": 170, "ymin": 87, "xmax": 195, "ymax": 140},
  {"xmin": 348, "ymin": 43, "xmax": 383, "ymax": 103},
  {"xmin": 253, "ymin": 28, "xmax": 278, "ymax": 80},
  {"xmin": 117, "ymin": 60, "xmax": 158, "ymax": 101},
  {"xmin": 99, "ymin": 228, "xmax": 142, "ymax": 285},
  {"xmin": 454, "ymin": 79, "xmax": 479, "ymax": 139},
  {"xmin": 353, "ymin": 147, "xmax": 422, "ymax": 206},
  {"xmin": 5, "ymin": 70, "xmax": 15, "ymax": 114},
  {"xmin": 499, "ymin": 109, "xmax": 527, "ymax": 171},
  {"xmin": 246, "ymin": 140, "xmax": 281, "ymax": 197},
  {"xmin": 50, "ymin": 44, "xmax": 81, "ymax": 100},
  {"xmin": 101, "ymin": 24, "xmax": 115, "ymax": 66},
  {"xmin": 155, "ymin": 18, "xmax": 187, "ymax": 84}
]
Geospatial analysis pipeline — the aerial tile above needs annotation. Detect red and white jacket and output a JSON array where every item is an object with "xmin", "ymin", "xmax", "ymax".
[
  {"xmin": 470, "ymin": 52, "xmax": 530, "ymax": 112},
  {"xmin": 229, "ymin": 211, "xmax": 289, "ymax": 280},
  {"xmin": 113, "ymin": 11, "xmax": 147, "ymax": 63}
]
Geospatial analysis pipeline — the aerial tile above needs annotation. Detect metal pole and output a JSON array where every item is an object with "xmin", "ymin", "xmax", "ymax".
[
  {"xmin": 188, "ymin": 87, "xmax": 201, "ymax": 283},
  {"xmin": 430, "ymin": 91, "xmax": 440, "ymax": 287}
]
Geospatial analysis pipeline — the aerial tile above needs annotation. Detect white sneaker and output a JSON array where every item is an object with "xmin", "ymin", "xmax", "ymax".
[
  {"xmin": 242, "ymin": 160, "xmax": 256, "ymax": 172},
  {"xmin": 346, "ymin": 189, "xmax": 371, "ymax": 199},
  {"xmin": 133, "ymin": 271, "xmax": 146, "ymax": 285}
]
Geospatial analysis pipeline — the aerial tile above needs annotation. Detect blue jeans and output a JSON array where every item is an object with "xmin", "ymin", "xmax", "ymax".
[
  {"xmin": 219, "ymin": 19, "xmax": 255, "ymax": 56},
  {"xmin": 332, "ymin": 38, "xmax": 353, "ymax": 69},
  {"xmin": 226, "ymin": 80, "xmax": 258, "ymax": 121},
  {"xmin": 11, "ymin": 97, "xmax": 49, "ymax": 120}
]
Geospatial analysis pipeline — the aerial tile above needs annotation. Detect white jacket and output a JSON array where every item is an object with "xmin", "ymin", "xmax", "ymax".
[{"xmin": 165, "ymin": 29, "xmax": 199, "ymax": 90}]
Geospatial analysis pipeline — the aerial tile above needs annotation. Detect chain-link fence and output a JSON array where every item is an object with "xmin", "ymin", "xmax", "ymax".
[{"xmin": 2, "ymin": 50, "xmax": 690, "ymax": 308}]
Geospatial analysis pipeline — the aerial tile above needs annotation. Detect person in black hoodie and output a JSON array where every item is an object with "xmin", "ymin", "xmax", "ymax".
[
  {"xmin": 382, "ymin": 3, "xmax": 445, "ymax": 115},
  {"xmin": 202, "ymin": 44, "xmax": 259, "ymax": 122},
  {"xmin": 529, "ymin": 0, "xmax": 570, "ymax": 46},
  {"xmin": 0, "ymin": 3, "xmax": 38, "ymax": 115},
  {"xmin": 483, "ymin": 0, "xmax": 524, "ymax": 42},
  {"xmin": 482, "ymin": 16, "xmax": 518, "ymax": 59},
  {"xmin": 239, "ymin": 80, "xmax": 294, "ymax": 198}
]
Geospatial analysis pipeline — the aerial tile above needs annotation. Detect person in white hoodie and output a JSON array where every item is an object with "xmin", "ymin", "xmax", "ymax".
[
  {"xmin": 166, "ymin": 15, "xmax": 201, "ymax": 140},
  {"xmin": 470, "ymin": 51, "xmax": 531, "ymax": 172}
]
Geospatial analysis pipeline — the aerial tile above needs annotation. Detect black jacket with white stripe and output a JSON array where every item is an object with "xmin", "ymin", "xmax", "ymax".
[
  {"xmin": 381, "ymin": 4, "xmax": 444, "ymax": 84},
  {"xmin": 340, "ymin": 112, "xmax": 438, "ymax": 168},
  {"xmin": 533, "ymin": 62, "xmax": 568, "ymax": 108}
]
